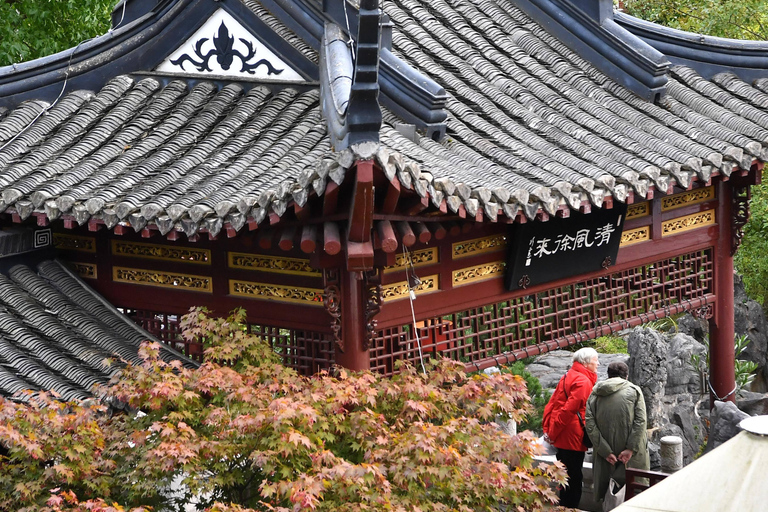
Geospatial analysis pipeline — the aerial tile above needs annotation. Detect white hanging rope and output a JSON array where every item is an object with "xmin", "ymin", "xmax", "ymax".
[{"xmin": 403, "ymin": 245, "xmax": 426, "ymax": 375}]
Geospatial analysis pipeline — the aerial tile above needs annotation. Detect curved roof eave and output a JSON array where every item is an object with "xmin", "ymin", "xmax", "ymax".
[{"xmin": 616, "ymin": 11, "xmax": 768, "ymax": 83}]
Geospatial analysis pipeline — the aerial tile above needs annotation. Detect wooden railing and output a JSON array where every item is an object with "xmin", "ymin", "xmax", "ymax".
[{"xmin": 625, "ymin": 467, "xmax": 670, "ymax": 499}]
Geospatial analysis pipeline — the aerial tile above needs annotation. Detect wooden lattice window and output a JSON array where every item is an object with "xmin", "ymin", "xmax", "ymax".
[{"xmin": 370, "ymin": 249, "xmax": 715, "ymax": 375}]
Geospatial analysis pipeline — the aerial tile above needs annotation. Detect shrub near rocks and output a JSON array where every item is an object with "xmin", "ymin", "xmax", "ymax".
[{"xmin": 0, "ymin": 307, "xmax": 565, "ymax": 512}]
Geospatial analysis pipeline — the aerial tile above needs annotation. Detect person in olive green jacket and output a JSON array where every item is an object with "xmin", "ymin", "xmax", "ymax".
[{"xmin": 585, "ymin": 361, "xmax": 650, "ymax": 506}]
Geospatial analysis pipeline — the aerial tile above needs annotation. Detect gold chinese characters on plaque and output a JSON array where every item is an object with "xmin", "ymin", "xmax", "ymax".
[
  {"xmin": 229, "ymin": 279, "xmax": 324, "ymax": 305},
  {"xmin": 112, "ymin": 241, "xmax": 210, "ymax": 264},
  {"xmin": 113, "ymin": 267, "xmax": 212, "ymax": 292},
  {"xmin": 228, "ymin": 253, "xmax": 320, "ymax": 276}
]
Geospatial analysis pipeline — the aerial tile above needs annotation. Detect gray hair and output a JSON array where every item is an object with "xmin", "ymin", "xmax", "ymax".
[{"xmin": 572, "ymin": 347, "xmax": 599, "ymax": 366}]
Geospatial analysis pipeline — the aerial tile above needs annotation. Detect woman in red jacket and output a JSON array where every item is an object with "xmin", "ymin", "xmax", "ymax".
[{"xmin": 542, "ymin": 347, "xmax": 599, "ymax": 508}]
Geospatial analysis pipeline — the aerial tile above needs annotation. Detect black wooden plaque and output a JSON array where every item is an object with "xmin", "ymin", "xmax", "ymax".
[{"xmin": 504, "ymin": 203, "xmax": 628, "ymax": 290}]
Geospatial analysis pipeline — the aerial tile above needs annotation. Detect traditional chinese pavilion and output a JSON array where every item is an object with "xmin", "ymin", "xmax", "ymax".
[{"xmin": 0, "ymin": 0, "xmax": 764, "ymax": 403}]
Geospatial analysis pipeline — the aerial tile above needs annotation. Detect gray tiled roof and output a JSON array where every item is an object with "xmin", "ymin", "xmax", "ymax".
[
  {"xmin": 0, "ymin": 0, "xmax": 767, "ymax": 233},
  {"xmin": 0, "ymin": 259, "xmax": 197, "ymax": 403}
]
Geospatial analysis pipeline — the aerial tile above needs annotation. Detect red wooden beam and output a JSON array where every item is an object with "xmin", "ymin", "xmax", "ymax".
[
  {"xmin": 324, "ymin": 221, "xmax": 342, "ymax": 255},
  {"xmin": 413, "ymin": 222, "xmax": 431, "ymax": 244},
  {"xmin": 381, "ymin": 178, "xmax": 401, "ymax": 214},
  {"xmin": 294, "ymin": 202, "xmax": 312, "ymax": 223},
  {"xmin": 448, "ymin": 223, "xmax": 461, "ymax": 237},
  {"xmin": 346, "ymin": 240, "xmax": 374, "ymax": 270},
  {"xmin": 347, "ymin": 160, "xmax": 374, "ymax": 244},
  {"xmin": 300, "ymin": 224, "xmax": 317, "ymax": 254},
  {"xmin": 404, "ymin": 196, "xmax": 429, "ymax": 215},
  {"xmin": 377, "ymin": 220, "xmax": 398, "ymax": 253},
  {"xmin": 396, "ymin": 221, "xmax": 416, "ymax": 246},
  {"xmin": 258, "ymin": 230, "xmax": 273, "ymax": 250},
  {"xmin": 432, "ymin": 222, "xmax": 447, "ymax": 240},
  {"xmin": 323, "ymin": 181, "xmax": 340, "ymax": 216},
  {"xmin": 35, "ymin": 214, "xmax": 49, "ymax": 227},
  {"xmin": 279, "ymin": 226, "xmax": 295, "ymax": 251}
]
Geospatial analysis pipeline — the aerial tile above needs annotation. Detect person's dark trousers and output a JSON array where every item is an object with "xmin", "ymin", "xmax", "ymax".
[{"xmin": 556, "ymin": 448, "xmax": 585, "ymax": 508}]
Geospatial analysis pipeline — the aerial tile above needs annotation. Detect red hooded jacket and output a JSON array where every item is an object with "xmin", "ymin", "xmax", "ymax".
[{"xmin": 542, "ymin": 361, "xmax": 598, "ymax": 451}]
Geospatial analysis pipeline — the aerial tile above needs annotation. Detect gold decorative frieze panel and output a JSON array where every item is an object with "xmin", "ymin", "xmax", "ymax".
[
  {"xmin": 452, "ymin": 262, "xmax": 504, "ymax": 287},
  {"xmin": 112, "ymin": 240, "xmax": 210, "ymax": 264},
  {"xmin": 620, "ymin": 227, "xmax": 650, "ymax": 247},
  {"xmin": 626, "ymin": 202, "xmax": 650, "ymax": 220},
  {"xmin": 384, "ymin": 247, "xmax": 439, "ymax": 273},
  {"xmin": 662, "ymin": 211, "xmax": 715, "ymax": 237},
  {"xmin": 452, "ymin": 234, "xmax": 506, "ymax": 259},
  {"xmin": 381, "ymin": 274, "xmax": 439, "ymax": 302},
  {"xmin": 661, "ymin": 186, "xmax": 715, "ymax": 212},
  {"xmin": 69, "ymin": 262, "xmax": 97, "ymax": 280},
  {"xmin": 54, "ymin": 234, "xmax": 96, "ymax": 253},
  {"xmin": 229, "ymin": 279, "xmax": 324, "ymax": 305},
  {"xmin": 113, "ymin": 267, "xmax": 212, "ymax": 292},
  {"xmin": 228, "ymin": 252, "xmax": 319, "ymax": 276}
]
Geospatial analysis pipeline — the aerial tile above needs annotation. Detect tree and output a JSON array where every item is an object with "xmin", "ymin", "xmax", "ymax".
[
  {"xmin": 0, "ymin": 307, "xmax": 565, "ymax": 512},
  {"xmin": 622, "ymin": 0, "xmax": 768, "ymax": 40},
  {"xmin": 0, "ymin": 0, "xmax": 114, "ymax": 67}
]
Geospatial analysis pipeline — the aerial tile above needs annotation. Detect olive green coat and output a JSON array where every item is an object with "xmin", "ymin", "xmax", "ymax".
[{"xmin": 585, "ymin": 377, "xmax": 650, "ymax": 505}]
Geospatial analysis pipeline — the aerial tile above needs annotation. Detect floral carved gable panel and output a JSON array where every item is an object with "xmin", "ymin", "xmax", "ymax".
[{"xmin": 155, "ymin": 8, "xmax": 304, "ymax": 82}]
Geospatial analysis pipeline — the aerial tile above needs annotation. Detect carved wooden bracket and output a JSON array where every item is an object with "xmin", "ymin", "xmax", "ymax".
[
  {"xmin": 363, "ymin": 268, "xmax": 382, "ymax": 350},
  {"xmin": 732, "ymin": 184, "xmax": 751, "ymax": 256},
  {"xmin": 323, "ymin": 268, "xmax": 342, "ymax": 351}
]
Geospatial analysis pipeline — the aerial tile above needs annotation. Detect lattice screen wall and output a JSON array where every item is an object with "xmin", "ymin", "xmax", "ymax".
[
  {"xmin": 129, "ymin": 309, "xmax": 335, "ymax": 373},
  {"xmin": 370, "ymin": 249, "xmax": 715, "ymax": 375}
]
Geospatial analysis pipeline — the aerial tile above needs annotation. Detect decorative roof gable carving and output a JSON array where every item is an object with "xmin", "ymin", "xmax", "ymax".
[{"xmin": 156, "ymin": 8, "xmax": 305, "ymax": 82}]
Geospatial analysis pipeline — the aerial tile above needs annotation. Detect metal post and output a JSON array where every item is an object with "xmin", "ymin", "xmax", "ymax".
[{"xmin": 709, "ymin": 179, "xmax": 736, "ymax": 406}]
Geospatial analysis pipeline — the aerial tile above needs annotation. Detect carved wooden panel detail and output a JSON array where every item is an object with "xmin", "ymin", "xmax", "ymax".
[
  {"xmin": 661, "ymin": 211, "xmax": 715, "ymax": 237},
  {"xmin": 452, "ymin": 262, "xmax": 505, "ymax": 287},
  {"xmin": 661, "ymin": 186, "xmax": 714, "ymax": 211},
  {"xmin": 113, "ymin": 267, "xmax": 213, "ymax": 292},
  {"xmin": 54, "ymin": 233, "xmax": 96, "ymax": 252},
  {"xmin": 229, "ymin": 279, "xmax": 324, "ymax": 305},
  {"xmin": 380, "ymin": 274, "xmax": 439, "ymax": 302},
  {"xmin": 229, "ymin": 252, "xmax": 319, "ymax": 276},
  {"xmin": 384, "ymin": 247, "xmax": 438, "ymax": 273},
  {"xmin": 452, "ymin": 235, "xmax": 506, "ymax": 259},
  {"xmin": 69, "ymin": 262, "xmax": 97, "ymax": 279},
  {"xmin": 113, "ymin": 240, "xmax": 210, "ymax": 264},
  {"xmin": 626, "ymin": 202, "xmax": 650, "ymax": 220},
  {"xmin": 620, "ymin": 226, "xmax": 650, "ymax": 247}
]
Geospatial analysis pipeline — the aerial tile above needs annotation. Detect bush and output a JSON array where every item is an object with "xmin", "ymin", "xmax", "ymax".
[
  {"xmin": 592, "ymin": 335, "xmax": 628, "ymax": 354},
  {"xmin": 502, "ymin": 361, "xmax": 548, "ymax": 434},
  {"xmin": 736, "ymin": 184, "xmax": 768, "ymax": 310},
  {"xmin": 0, "ymin": 307, "xmax": 565, "ymax": 512}
]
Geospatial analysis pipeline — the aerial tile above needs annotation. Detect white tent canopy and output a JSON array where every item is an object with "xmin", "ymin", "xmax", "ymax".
[{"xmin": 615, "ymin": 416, "xmax": 768, "ymax": 512}]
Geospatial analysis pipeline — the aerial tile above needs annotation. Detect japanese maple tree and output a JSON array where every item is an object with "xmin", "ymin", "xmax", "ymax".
[{"xmin": 0, "ymin": 307, "xmax": 565, "ymax": 512}]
